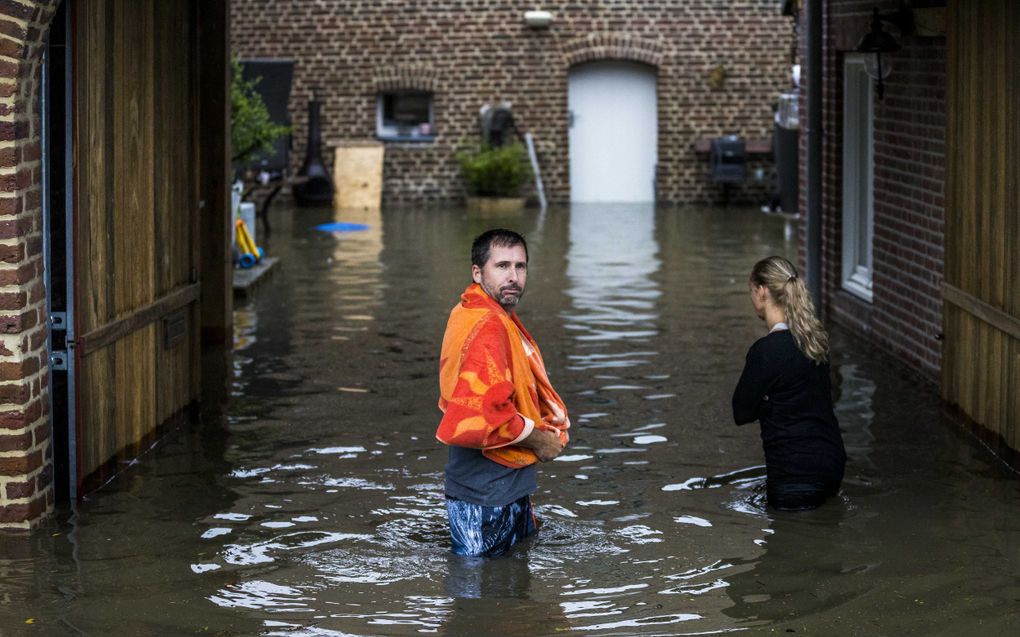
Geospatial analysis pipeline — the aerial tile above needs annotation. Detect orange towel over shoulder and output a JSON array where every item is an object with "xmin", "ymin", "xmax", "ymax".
[{"xmin": 437, "ymin": 283, "xmax": 569, "ymax": 468}]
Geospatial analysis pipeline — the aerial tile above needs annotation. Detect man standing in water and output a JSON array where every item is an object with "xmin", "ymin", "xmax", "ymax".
[{"xmin": 436, "ymin": 228, "xmax": 570, "ymax": 557}]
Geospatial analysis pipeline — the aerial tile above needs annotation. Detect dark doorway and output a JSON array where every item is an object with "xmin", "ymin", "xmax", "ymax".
[{"xmin": 43, "ymin": 0, "xmax": 75, "ymax": 503}]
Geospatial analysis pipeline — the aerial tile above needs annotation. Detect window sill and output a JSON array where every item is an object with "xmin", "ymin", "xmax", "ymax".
[
  {"xmin": 841, "ymin": 279, "xmax": 873, "ymax": 303},
  {"xmin": 376, "ymin": 135, "xmax": 436, "ymax": 144}
]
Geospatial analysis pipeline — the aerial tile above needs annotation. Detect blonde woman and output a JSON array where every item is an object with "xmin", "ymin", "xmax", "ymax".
[{"xmin": 732, "ymin": 256, "xmax": 846, "ymax": 510}]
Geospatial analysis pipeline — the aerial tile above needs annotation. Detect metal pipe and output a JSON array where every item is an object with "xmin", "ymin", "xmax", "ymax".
[{"xmin": 805, "ymin": 0, "xmax": 823, "ymax": 312}]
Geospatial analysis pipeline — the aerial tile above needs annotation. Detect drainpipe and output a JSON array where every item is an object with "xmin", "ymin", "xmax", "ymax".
[{"xmin": 805, "ymin": 0, "xmax": 823, "ymax": 313}]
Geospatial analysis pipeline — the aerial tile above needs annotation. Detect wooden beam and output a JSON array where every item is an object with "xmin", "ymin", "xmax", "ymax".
[
  {"xmin": 195, "ymin": 0, "xmax": 231, "ymax": 345},
  {"xmin": 78, "ymin": 283, "xmax": 201, "ymax": 356},
  {"xmin": 944, "ymin": 283, "xmax": 1020, "ymax": 342}
]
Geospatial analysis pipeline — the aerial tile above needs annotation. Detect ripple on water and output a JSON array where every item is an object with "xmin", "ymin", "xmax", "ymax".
[
  {"xmin": 209, "ymin": 580, "xmax": 313, "ymax": 612},
  {"xmin": 311, "ymin": 547, "xmax": 448, "ymax": 587},
  {"xmin": 617, "ymin": 525, "xmax": 664, "ymax": 544},
  {"xmin": 570, "ymin": 612, "xmax": 703, "ymax": 632},
  {"xmin": 674, "ymin": 515, "xmax": 713, "ymax": 528},
  {"xmin": 222, "ymin": 531, "xmax": 373, "ymax": 566}
]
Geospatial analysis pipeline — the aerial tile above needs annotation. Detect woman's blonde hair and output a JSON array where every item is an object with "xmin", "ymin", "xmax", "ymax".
[{"xmin": 750, "ymin": 256, "xmax": 829, "ymax": 364}]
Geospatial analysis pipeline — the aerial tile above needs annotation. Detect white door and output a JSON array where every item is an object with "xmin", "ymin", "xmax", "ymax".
[{"xmin": 568, "ymin": 61, "xmax": 657, "ymax": 202}]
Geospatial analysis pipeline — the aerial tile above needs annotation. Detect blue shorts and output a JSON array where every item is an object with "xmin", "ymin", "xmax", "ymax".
[{"xmin": 446, "ymin": 495, "xmax": 537, "ymax": 557}]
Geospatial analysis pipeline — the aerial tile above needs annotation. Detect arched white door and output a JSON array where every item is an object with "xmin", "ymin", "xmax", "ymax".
[{"xmin": 568, "ymin": 61, "xmax": 658, "ymax": 203}]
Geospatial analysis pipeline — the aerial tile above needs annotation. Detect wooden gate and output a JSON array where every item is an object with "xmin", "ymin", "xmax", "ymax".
[
  {"xmin": 943, "ymin": 0, "xmax": 1020, "ymax": 452},
  {"xmin": 72, "ymin": 0, "xmax": 201, "ymax": 490}
]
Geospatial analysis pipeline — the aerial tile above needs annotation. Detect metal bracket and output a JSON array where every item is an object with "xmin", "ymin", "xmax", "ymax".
[
  {"xmin": 50, "ymin": 311, "xmax": 67, "ymax": 330},
  {"xmin": 50, "ymin": 350, "xmax": 68, "ymax": 371}
]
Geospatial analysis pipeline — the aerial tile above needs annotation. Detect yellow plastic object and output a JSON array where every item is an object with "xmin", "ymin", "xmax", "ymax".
[{"xmin": 235, "ymin": 218, "xmax": 259, "ymax": 258}]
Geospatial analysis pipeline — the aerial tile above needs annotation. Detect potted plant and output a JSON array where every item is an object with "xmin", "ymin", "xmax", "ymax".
[
  {"xmin": 230, "ymin": 59, "xmax": 290, "ymax": 167},
  {"xmin": 456, "ymin": 142, "xmax": 530, "ymax": 214}
]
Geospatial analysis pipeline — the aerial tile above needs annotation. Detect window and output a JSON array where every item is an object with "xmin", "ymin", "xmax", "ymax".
[
  {"xmin": 841, "ymin": 56, "xmax": 874, "ymax": 302},
  {"xmin": 376, "ymin": 91, "xmax": 435, "ymax": 141}
]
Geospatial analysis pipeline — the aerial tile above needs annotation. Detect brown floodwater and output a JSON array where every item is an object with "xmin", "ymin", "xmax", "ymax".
[{"xmin": 1, "ymin": 203, "xmax": 1018, "ymax": 636}]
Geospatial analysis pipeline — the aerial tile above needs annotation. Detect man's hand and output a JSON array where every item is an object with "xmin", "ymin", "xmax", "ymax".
[{"xmin": 519, "ymin": 427, "xmax": 565, "ymax": 462}]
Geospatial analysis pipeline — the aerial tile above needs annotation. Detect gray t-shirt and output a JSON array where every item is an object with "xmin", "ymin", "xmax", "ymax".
[{"xmin": 444, "ymin": 446, "xmax": 537, "ymax": 507}]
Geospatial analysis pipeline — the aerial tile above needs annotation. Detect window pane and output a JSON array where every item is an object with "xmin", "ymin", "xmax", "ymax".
[
  {"xmin": 378, "ymin": 92, "xmax": 434, "ymax": 140},
  {"xmin": 382, "ymin": 93, "xmax": 430, "ymax": 126}
]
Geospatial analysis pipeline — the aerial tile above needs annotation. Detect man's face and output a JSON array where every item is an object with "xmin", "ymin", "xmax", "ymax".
[{"xmin": 472, "ymin": 243, "xmax": 528, "ymax": 311}]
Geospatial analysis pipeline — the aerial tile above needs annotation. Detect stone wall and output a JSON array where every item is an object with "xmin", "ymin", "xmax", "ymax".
[
  {"xmin": 0, "ymin": 0, "xmax": 58, "ymax": 530},
  {"xmin": 231, "ymin": 0, "xmax": 795, "ymax": 206}
]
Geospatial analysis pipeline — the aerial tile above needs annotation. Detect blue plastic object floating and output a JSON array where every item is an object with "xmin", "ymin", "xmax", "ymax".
[{"xmin": 316, "ymin": 222, "xmax": 370, "ymax": 233}]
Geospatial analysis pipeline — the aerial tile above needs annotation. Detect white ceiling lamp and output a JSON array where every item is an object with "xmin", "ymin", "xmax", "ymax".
[{"xmin": 524, "ymin": 10, "xmax": 553, "ymax": 29}]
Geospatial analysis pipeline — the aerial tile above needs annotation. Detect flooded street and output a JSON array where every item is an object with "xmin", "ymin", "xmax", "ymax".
[{"xmin": 2, "ymin": 203, "xmax": 1019, "ymax": 636}]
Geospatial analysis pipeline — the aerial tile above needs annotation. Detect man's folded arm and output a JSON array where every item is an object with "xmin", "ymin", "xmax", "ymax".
[{"xmin": 436, "ymin": 317, "xmax": 534, "ymax": 449}]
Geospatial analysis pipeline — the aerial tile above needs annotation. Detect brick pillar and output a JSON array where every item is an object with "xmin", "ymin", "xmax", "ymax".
[{"xmin": 0, "ymin": 0, "xmax": 59, "ymax": 531}]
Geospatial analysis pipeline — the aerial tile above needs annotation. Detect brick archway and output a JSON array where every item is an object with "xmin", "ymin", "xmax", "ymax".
[
  {"xmin": 0, "ymin": 0, "xmax": 62, "ymax": 530},
  {"xmin": 562, "ymin": 32, "xmax": 663, "ymax": 68},
  {"xmin": 372, "ymin": 65, "xmax": 443, "ymax": 93}
]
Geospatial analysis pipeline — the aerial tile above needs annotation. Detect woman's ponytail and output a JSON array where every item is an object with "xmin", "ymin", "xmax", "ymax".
[{"xmin": 750, "ymin": 256, "xmax": 830, "ymax": 364}]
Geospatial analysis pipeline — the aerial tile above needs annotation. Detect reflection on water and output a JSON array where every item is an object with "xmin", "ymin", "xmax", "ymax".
[
  {"xmin": 1, "ymin": 204, "xmax": 1018, "ymax": 636},
  {"xmin": 565, "ymin": 202, "xmax": 660, "ymax": 345}
]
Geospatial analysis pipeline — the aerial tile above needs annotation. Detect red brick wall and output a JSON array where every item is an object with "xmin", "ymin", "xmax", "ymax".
[
  {"xmin": 0, "ymin": 0, "xmax": 58, "ymax": 530},
  {"xmin": 231, "ymin": 1, "xmax": 795, "ymax": 206},
  {"xmin": 799, "ymin": 1, "xmax": 945, "ymax": 382}
]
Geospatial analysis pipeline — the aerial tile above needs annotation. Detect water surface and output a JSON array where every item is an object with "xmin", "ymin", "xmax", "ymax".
[{"xmin": 1, "ymin": 204, "xmax": 1018, "ymax": 636}]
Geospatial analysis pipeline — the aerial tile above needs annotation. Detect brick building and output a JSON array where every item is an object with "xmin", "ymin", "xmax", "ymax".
[
  {"xmin": 230, "ymin": 0, "xmax": 796, "ymax": 206},
  {"xmin": 803, "ymin": 1, "xmax": 946, "ymax": 380},
  {"xmin": 798, "ymin": 0, "xmax": 1019, "ymax": 460}
]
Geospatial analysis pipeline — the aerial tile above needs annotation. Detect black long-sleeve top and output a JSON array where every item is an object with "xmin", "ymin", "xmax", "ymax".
[{"xmin": 732, "ymin": 329, "xmax": 846, "ymax": 485}]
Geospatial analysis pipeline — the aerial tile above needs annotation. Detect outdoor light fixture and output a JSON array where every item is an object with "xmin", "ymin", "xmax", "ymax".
[
  {"xmin": 856, "ymin": 5, "xmax": 912, "ymax": 99},
  {"xmin": 524, "ymin": 10, "xmax": 553, "ymax": 29}
]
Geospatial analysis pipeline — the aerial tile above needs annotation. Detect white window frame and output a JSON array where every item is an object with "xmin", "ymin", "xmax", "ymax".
[
  {"xmin": 841, "ymin": 55, "xmax": 874, "ymax": 302},
  {"xmin": 375, "ymin": 91, "xmax": 435, "ymax": 142}
]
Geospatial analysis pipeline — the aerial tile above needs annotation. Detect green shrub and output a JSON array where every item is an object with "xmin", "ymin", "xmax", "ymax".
[
  {"xmin": 230, "ymin": 59, "xmax": 289, "ymax": 165},
  {"xmin": 456, "ymin": 143, "xmax": 530, "ymax": 197}
]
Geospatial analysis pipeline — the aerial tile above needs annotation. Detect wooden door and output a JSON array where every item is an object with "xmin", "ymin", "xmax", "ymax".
[
  {"xmin": 73, "ymin": 0, "xmax": 201, "ymax": 491},
  {"xmin": 943, "ymin": 0, "xmax": 1020, "ymax": 451}
]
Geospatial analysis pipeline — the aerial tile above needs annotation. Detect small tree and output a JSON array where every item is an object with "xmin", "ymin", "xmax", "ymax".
[
  {"xmin": 456, "ymin": 142, "xmax": 530, "ymax": 197},
  {"xmin": 230, "ymin": 59, "xmax": 289, "ymax": 165}
]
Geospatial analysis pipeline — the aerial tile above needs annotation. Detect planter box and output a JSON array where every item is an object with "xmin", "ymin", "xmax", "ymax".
[{"xmin": 466, "ymin": 196, "xmax": 525, "ymax": 216}]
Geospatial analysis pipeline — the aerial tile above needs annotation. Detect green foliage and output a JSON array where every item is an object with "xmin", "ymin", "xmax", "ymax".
[
  {"xmin": 456, "ymin": 143, "xmax": 530, "ymax": 197},
  {"xmin": 230, "ymin": 59, "xmax": 289, "ymax": 165}
]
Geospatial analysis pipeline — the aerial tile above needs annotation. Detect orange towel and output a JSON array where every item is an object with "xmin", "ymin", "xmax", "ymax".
[{"xmin": 437, "ymin": 283, "xmax": 569, "ymax": 468}]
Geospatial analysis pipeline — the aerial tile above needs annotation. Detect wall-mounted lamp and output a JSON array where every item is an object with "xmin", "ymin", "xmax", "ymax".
[
  {"xmin": 524, "ymin": 10, "xmax": 553, "ymax": 29},
  {"xmin": 855, "ymin": 5, "xmax": 912, "ymax": 99}
]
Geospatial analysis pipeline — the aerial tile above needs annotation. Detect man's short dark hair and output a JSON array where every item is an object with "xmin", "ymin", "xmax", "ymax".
[{"xmin": 471, "ymin": 228, "xmax": 528, "ymax": 268}]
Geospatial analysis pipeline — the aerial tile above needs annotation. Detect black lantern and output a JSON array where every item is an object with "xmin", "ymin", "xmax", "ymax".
[{"xmin": 855, "ymin": 6, "xmax": 911, "ymax": 100}]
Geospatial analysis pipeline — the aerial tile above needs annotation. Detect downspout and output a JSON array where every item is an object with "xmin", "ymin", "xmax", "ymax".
[{"xmin": 805, "ymin": 0, "xmax": 823, "ymax": 312}]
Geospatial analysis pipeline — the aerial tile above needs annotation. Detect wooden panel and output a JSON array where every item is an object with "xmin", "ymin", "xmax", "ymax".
[
  {"xmin": 73, "ymin": 0, "xmax": 201, "ymax": 484},
  {"xmin": 333, "ymin": 141, "xmax": 385, "ymax": 211},
  {"xmin": 943, "ymin": 0, "xmax": 1020, "ymax": 449},
  {"xmin": 152, "ymin": 0, "xmax": 196, "ymax": 425}
]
